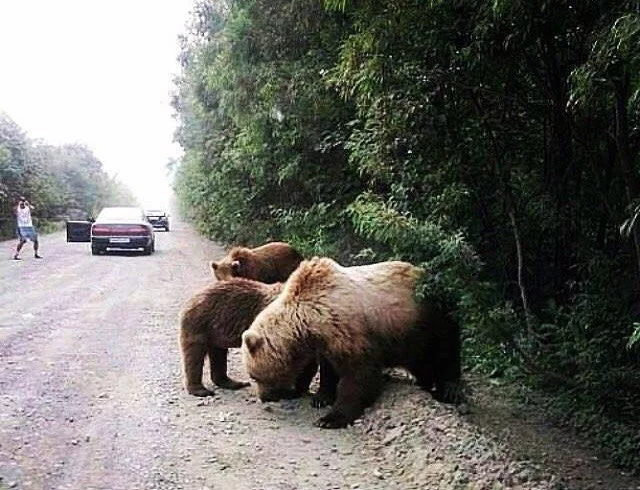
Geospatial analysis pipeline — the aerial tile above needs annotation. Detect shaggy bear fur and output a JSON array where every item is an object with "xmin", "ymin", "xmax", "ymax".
[
  {"xmin": 241, "ymin": 257, "xmax": 461, "ymax": 428},
  {"xmin": 210, "ymin": 241, "xmax": 303, "ymax": 284}
]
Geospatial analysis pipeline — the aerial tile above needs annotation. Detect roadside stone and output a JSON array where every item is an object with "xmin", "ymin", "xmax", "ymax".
[{"xmin": 382, "ymin": 425, "xmax": 405, "ymax": 445}]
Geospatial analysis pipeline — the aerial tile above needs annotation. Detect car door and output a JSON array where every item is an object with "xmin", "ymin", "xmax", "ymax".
[{"xmin": 66, "ymin": 220, "xmax": 92, "ymax": 242}]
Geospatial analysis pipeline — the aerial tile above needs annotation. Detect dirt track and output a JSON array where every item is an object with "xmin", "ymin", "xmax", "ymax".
[{"xmin": 1, "ymin": 213, "xmax": 639, "ymax": 490}]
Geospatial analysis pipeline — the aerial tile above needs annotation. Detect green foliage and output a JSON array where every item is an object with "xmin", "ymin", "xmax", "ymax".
[
  {"xmin": 323, "ymin": 0, "xmax": 348, "ymax": 12},
  {"xmin": 347, "ymin": 191, "xmax": 480, "ymax": 299},
  {"xmin": 172, "ymin": 0, "xmax": 640, "ymax": 473},
  {"xmin": 570, "ymin": 12, "xmax": 640, "ymax": 111},
  {"xmin": 629, "ymin": 323, "xmax": 640, "ymax": 349},
  {"xmin": 172, "ymin": 0, "xmax": 358, "ymax": 249},
  {"xmin": 620, "ymin": 201, "xmax": 640, "ymax": 238},
  {"xmin": 0, "ymin": 112, "xmax": 135, "ymax": 237}
]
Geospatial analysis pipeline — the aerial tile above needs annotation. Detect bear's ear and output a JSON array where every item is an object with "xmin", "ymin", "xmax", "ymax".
[
  {"xmin": 243, "ymin": 331, "xmax": 264, "ymax": 354},
  {"xmin": 231, "ymin": 259, "xmax": 242, "ymax": 276},
  {"xmin": 210, "ymin": 261, "xmax": 219, "ymax": 271}
]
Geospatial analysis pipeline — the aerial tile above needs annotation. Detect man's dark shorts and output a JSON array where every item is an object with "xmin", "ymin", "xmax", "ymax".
[{"xmin": 17, "ymin": 226, "xmax": 38, "ymax": 242}]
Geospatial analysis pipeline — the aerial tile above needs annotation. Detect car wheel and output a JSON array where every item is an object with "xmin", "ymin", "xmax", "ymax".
[
  {"xmin": 165, "ymin": 225, "xmax": 170, "ymax": 232},
  {"xmin": 91, "ymin": 244, "xmax": 101, "ymax": 255},
  {"xmin": 143, "ymin": 243, "xmax": 154, "ymax": 255}
]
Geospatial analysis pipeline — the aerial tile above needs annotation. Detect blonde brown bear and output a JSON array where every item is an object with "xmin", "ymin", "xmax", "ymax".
[
  {"xmin": 210, "ymin": 241, "xmax": 303, "ymax": 284},
  {"xmin": 180, "ymin": 278, "xmax": 318, "ymax": 397},
  {"xmin": 241, "ymin": 257, "xmax": 461, "ymax": 428}
]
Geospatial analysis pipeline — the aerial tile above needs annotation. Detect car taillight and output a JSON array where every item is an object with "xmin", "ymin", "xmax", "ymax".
[
  {"xmin": 92, "ymin": 225, "xmax": 112, "ymax": 236},
  {"xmin": 92, "ymin": 225, "xmax": 150, "ymax": 236},
  {"xmin": 121, "ymin": 225, "xmax": 150, "ymax": 236}
]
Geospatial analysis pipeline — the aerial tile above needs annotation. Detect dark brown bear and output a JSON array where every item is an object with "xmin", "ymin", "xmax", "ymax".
[
  {"xmin": 210, "ymin": 241, "xmax": 303, "ymax": 284},
  {"xmin": 242, "ymin": 258, "xmax": 461, "ymax": 428},
  {"xmin": 180, "ymin": 278, "xmax": 318, "ymax": 397}
]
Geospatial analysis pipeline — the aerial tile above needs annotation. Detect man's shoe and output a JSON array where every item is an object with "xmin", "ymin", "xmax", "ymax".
[
  {"xmin": 34, "ymin": 254, "xmax": 43, "ymax": 259},
  {"xmin": 13, "ymin": 255, "xmax": 21, "ymax": 260}
]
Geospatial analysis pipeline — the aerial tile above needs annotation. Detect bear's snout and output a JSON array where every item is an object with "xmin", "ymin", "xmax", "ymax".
[{"xmin": 257, "ymin": 386, "xmax": 298, "ymax": 403}]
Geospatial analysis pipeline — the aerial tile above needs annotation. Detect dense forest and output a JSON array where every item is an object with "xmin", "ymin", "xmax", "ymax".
[
  {"xmin": 172, "ymin": 0, "xmax": 640, "ymax": 471},
  {"xmin": 0, "ymin": 112, "xmax": 136, "ymax": 237}
]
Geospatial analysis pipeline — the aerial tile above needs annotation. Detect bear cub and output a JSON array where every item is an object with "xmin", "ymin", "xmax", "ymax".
[
  {"xmin": 211, "ymin": 241, "xmax": 303, "ymax": 284},
  {"xmin": 180, "ymin": 278, "xmax": 282, "ymax": 396},
  {"xmin": 180, "ymin": 278, "xmax": 319, "ymax": 398}
]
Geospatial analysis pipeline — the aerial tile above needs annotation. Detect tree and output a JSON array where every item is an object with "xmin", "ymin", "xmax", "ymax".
[{"xmin": 0, "ymin": 112, "xmax": 136, "ymax": 236}]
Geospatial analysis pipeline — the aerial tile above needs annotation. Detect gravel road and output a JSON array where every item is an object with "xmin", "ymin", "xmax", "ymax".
[{"xmin": 1, "ymin": 214, "xmax": 639, "ymax": 490}]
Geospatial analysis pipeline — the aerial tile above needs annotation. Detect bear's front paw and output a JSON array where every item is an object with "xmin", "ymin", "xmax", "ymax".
[
  {"xmin": 314, "ymin": 411, "xmax": 353, "ymax": 429},
  {"xmin": 215, "ymin": 377, "xmax": 250, "ymax": 390},
  {"xmin": 187, "ymin": 386, "xmax": 216, "ymax": 397}
]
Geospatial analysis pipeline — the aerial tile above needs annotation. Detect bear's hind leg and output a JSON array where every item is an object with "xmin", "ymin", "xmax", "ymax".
[
  {"xmin": 428, "ymin": 314, "xmax": 462, "ymax": 403},
  {"xmin": 210, "ymin": 346, "xmax": 250, "ymax": 390},
  {"xmin": 182, "ymin": 335, "xmax": 215, "ymax": 396},
  {"xmin": 410, "ymin": 313, "xmax": 463, "ymax": 403},
  {"xmin": 432, "ymin": 335, "xmax": 463, "ymax": 404},
  {"xmin": 315, "ymin": 368, "xmax": 381, "ymax": 429}
]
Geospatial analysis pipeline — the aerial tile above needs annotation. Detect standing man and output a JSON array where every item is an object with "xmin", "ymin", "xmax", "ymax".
[{"xmin": 14, "ymin": 196, "xmax": 43, "ymax": 260}]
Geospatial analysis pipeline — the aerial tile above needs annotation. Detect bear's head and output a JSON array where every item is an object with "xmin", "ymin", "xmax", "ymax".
[
  {"xmin": 211, "ymin": 248, "xmax": 254, "ymax": 281},
  {"xmin": 210, "ymin": 258, "xmax": 241, "ymax": 281},
  {"xmin": 241, "ymin": 310, "xmax": 314, "ymax": 402}
]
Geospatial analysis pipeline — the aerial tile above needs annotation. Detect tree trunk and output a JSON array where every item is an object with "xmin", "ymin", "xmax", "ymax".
[{"xmin": 508, "ymin": 205, "xmax": 534, "ymax": 338}]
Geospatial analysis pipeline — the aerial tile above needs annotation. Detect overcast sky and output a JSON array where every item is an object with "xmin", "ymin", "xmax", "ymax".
[{"xmin": 0, "ymin": 0, "xmax": 193, "ymax": 208}]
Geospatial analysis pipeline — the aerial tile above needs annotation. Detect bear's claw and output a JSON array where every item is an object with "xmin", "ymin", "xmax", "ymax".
[{"xmin": 314, "ymin": 411, "xmax": 353, "ymax": 429}]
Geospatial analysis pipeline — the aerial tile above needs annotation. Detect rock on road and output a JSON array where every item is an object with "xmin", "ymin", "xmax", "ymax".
[{"xmin": 1, "ymin": 214, "xmax": 639, "ymax": 490}]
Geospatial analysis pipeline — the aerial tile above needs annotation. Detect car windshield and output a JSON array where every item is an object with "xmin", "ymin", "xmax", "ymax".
[{"xmin": 97, "ymin": 207, "xmax": 144, "ymax": 222}]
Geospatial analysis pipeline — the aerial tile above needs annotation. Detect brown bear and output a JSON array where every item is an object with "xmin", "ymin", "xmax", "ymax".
[
  {"xmin": 180, "ymin": 278, "xmax": 320, "ymax": 397},
  {"xmin": 241, "ymin": 257, "xmax": 461, "ymax": 428},
  {"xmin": 210, "ymin": 241, "xmax": 303, "ymax": 284}
]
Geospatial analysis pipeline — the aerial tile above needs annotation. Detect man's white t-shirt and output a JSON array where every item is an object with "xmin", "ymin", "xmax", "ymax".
[{"xmin": 16, "ymin": 205, "xmax": 33, "ymax": 227}]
